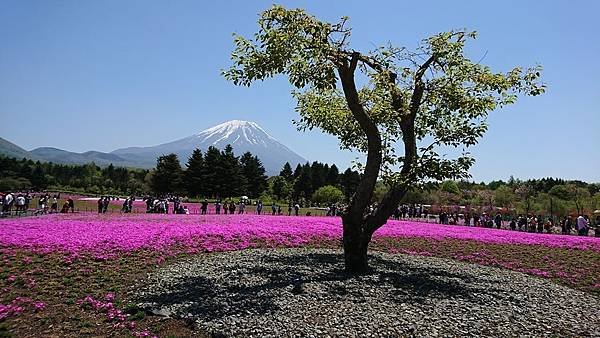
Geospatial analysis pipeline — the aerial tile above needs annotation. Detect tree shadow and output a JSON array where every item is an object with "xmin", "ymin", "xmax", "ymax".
[{"xmin": 136, "ymin": 250, "xmax": 511, "ymax": 321}]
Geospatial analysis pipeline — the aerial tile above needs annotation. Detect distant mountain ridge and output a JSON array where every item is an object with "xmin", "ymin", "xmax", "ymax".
[{"xmin": 0, "ymin": 120, "xmax": 307, "ymax": 175}]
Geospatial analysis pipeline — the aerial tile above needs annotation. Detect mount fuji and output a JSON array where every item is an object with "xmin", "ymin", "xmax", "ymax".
[
  {"xmin": 111, "ymin": 120, "xmax": 307, "ymax": 174},
  {"xmin": 1, "ymin": 120, "xmax": 307, "ymax": 175}
]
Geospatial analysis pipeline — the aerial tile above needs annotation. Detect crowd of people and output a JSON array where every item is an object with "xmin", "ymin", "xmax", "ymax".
[
  {"xmin": 0, "ymin": 192, "xmax": 75, "ymax": 216},
  {"xmin": 1, "ymin": 191, "xmax": 599, "ymax": 237}
]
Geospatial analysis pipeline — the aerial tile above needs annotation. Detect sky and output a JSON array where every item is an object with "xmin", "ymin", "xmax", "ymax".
[{"xmin": 0, "ymin": 0, "xmax": 598, "ymax": 182}]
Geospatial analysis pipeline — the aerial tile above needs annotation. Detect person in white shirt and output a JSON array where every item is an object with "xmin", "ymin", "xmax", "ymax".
[{"xmin": 577, "ymin": 215, "xmax": 589, "ymax": 236}]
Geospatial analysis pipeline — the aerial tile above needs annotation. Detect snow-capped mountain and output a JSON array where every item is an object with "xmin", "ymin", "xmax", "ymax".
[{"xmin": 111, "ymin": 120, "xmax": 307, "ymax": 174}]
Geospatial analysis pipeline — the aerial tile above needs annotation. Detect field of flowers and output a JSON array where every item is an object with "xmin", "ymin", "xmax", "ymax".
[{"xmin": 1, "ymin": 213, "xmax": 598, "ymax": 336}]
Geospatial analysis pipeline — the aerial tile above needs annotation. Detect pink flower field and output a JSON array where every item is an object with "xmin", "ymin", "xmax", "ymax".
[
  {"xmin": 0, "ymin": 213, "xmax": 598, "ymax": 337},
  {"xmin": 0, "ymin": 213, "xmax": 598, "ymax": 256}
]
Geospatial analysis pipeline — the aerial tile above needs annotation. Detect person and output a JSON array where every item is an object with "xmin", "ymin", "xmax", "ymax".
[
  {"xmin": 544, "ymin": 218, "xmax": 553, "ymax": 234},
  {"xmin": 49, "ymin": 195, "xmax": 58, "ymax": 213},
  {"xmin": 271, "ymin": 203, "xmax": 277, "ymax": 216},
  {"xmin": 238, "ymin": 201, "xmax": 245, "ymax": 214},
  {"xmin": 393, "ymin": 207, "xmax": 401, "ymax": 220},
  {"xmin": 509, "ymin": 218, "xmax": 517, "ymax": 231},
  {"xmin": 536, "ymin": 215, "xmax": 544, "ymax": 233},
  {"xmin": 594, "ymin": 215, "xmax": 600, "ymax": 238},
  {"xmin": 494, "ymin": 214, "xmax": 502, "ymax": 229},
  {"xmin": 256, "ymin": 201, "xmax": 263, "ymax": 215},
  {"xmin": 228, "ymin": 201, "xmax": 236, "ymax": 214},
  {"xmin": 277, "ymin": 205, "xmax": 282, "ymax": 215},
  {"xmin": 102, "ymin": 197, "xmax": 109, "ymax": 213},
  {"xmin": 15, "ymin": 194, "xmax": 26, "ymax": 213},
  {"xmin": 294, "ymin": 203, "xmax": 300, "ymax": 216},
  {"xmin": 67, "ymin": 197, "xmax": 75, "ymax": 213},
  {"xmin": 122, "ymin": 198, "xmax": 130, "ymax": 213},
  {"xmin": 183, "ymin": 206, "xmax": 189, "ymax": 215},
  {"xmin": 201, "ymin": 199, "xmax": 208, "ymax": 215},
  {"xmin": 60, "ymin": 202, "xmax": 70, "ymax": 213},
  {"xmin": 215, "ymin": 200, "xmax": 221, "ymax": 215},
  {"xmin": 97, "ymin": 197, "xmax": 103, "ymax": 214},
  {"xmin": 576, "ymin": 215, "xmax": 588, "ymax": 236},
  {"xmin": 288, "ymin": 203, "xmax": 292, "ymax": 216},
  {"xmin": 3, "ymin": 192, "xmax": 14, "ymax": 214},
  {"xmin": 565, "ymin": 216, "xmax": 573, "ymax": 235}
]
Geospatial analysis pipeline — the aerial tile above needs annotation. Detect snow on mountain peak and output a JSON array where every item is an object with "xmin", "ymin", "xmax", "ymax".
[{"xmin": 196, "ymin": 120, "xmax": 276, "ymax": 145}]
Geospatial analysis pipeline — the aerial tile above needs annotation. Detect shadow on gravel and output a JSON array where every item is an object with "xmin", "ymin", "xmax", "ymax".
[{"xmin": 137, "ymin": 251, "xmax": 505, "ymax": 320}]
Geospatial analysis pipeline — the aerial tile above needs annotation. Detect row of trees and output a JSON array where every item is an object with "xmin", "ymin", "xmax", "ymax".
[
  {"xmin": 396, "ymin": 176, "xmax": 600, "ymax": 218},
  {"xmin": 269, "ymin": 161, "xmax": 361, "ymax": 204},
  {"xmin": 150, "ymin": 145, "xmax": 268, "ymax": 198},
  {"xmin": 0, "ymin": 156, "xmax": 149, "ymax": 195}
]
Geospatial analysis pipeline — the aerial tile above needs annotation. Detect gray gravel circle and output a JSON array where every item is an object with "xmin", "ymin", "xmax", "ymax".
[{"xmin": 133, "ymin": 248, "xmax": 600, "ymax": 337}]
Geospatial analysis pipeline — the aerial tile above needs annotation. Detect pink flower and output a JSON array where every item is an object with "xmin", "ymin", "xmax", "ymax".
[{"xmin": 34, "ymin": 301, "xmax": 46, "ymax": 311}]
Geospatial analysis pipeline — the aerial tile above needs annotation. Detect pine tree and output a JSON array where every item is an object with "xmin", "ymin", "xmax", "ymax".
[
  {"xmin": 184, "ymin": 148, "xmax": 204, "ymax": 197},
  {"xmin": 326, "ymin": 164, "xmax": 340, "ymax": 186},
  {"xmin": 293, "ymin": 163, "xmax": 312, "ymax": 199},
  {"xmin": 201, "ymin": 146, "xmax": 222, "ymax": 197},
  {"xmin": 151, "ymin": 154, "xmax": 183, "ymax": 195},
  {"xmin": 30, "ymin": 162, "xmax": 48, "ymax": 190},
  {"xmin": 339, "ymin": 168, "xmax": 360, "ymax": 201},
  {"xmin": 279, "ymin": 162, "xmax": 293, "ymax": 181},
  {"xmin": 240, "ymin": 152, "xmax": 268, "ymax": 198},
  {"xmin": 293, "ymin": 163, "xmax": 303, "ymax": 180},
  {"xmin": 220, "ymin": 145, "xmax": 247, "ymax": 198}
]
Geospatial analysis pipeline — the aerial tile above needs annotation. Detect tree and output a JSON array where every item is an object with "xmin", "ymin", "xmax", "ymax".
[
  {"xmin": 201, "ymin": 146, "xmax": 222, "ymax": 197},
  {"xmin": 30, "ymin": 162, "xmax": 48, "ymax": 190},
  {"xmin": 185, "ymin": 149, "xmax": 205, "ymax": 197},
  {"xmin": 240, "ymin": 152, "xmax": 268, "ymax": 198},
  {"xmin": 293, "ymin": 163, "xmax": 312, "ymax": 199},
  {"xmin": 326, "ymin": 164, "xmax": 340, "ymax": 186},
  {"xmin": 312, "ymin": 185, "xmax": 345, "ymax": 205},
  {"xmin": 339, "ymin": 168, "xmax": 360, "ymax": 201},
  {"xmin": 224, "ymin": 5, "xmax": 544, "ymax": 273},
  {"xmin": 219, "ymin": 145, "xmax": 247, "ymax": 198},
  {"xmin": 279, "ymin": 162, "xmax": 293, "ymax": 181},
  {"xmin": 270, "ymin": 176, "xmax": 291, "ymax": 201},
  {"xmin": 151, "ymin": 154, "xmax": 183, "ymax": 195},
  {"xmin": 440, "ymin": 180, "xmax": 460, "ymax": 195},
  {"xmin": 516, "ymin": 183, "xmax": 535, "ymax": 215}
]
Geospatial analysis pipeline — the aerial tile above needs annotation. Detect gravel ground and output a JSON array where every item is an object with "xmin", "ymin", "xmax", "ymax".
[{"xmin": 133, "ymin": 248, "xmax": 600, "ymax": 337}]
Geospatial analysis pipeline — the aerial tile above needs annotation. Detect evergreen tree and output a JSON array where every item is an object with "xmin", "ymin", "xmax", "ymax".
[
  {"xmin": 310, "ymin": 161, "xmax": 325, "ymax": 192},
  {"xmin": 279, "ymin": 162, "xmax": 293, "ymax": 181},
  {"xmin": 240, "ymin": 152, "xmax": 268, "ymax": 198},
  {"xmin": 293, "ymin": 163, "xmax": 303, "ymax": 180},
  {"xmin": 201, "ymin": 146, "xmax": 222, "ymax": 197},
  {"xmin": 30, "ymin": 162, "xmax": 47, "ymax": 190},
  {"xmin": 270, "ymin": 176, "xmax": 291, "ymax": 200},
  {"xmin": 293, "ymin": 163, "xmax": 312, "ymax": 199},
  {"xmin": 339, "ymin": 168, "xmax": 360, "ymax": 201},
  {"xmin": 184, "ymin": 149, "xmax": 204, "ymax": 197},
  {"xmin": 219, "ymin": 145, "xmax": 247, "ymax": 198},
  {"xmin": 326, "ymin": 164, "xmax": 339, "ymax": 186},
  {"xmin": 151, "ymin": 153, "xmax": 183, "ymax": 195}
]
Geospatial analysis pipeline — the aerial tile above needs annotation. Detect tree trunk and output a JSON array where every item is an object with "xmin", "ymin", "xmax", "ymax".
[{"xmin": 342, "ymin": 216, "xmax": 371, "ymax": 274}]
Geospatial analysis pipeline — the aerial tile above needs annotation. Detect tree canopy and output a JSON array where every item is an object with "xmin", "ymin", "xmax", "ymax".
[{"xmin": 224, "ymin": 5, "xmax": 545, "ymax": 273}]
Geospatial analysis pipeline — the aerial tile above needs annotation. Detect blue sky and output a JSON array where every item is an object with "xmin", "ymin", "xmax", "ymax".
[{"xmin": 1, "ymin": 0, "xmax": 598, "ymax": 182}]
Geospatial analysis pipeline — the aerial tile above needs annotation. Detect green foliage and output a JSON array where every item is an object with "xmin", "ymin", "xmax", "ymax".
[
  {"xmin": 0, "ymin": 155, "xmax": 149, "ymax": 195},
  {"xmin": 240, "ymin": 152, "xmax": 268, "ymax": 198},
  {"xmin": 440, "ymin": 180, "xmax": 460, "ymax": 194},
  {"xmin": 224, "ymin": 5, "xmax": 545, "ymax": 188},
  {"xmin": 279, "ymin": 162, "xmax": 293, "ymax": 181},
  {"xmin": 339, "ymin": 167, "xmax": 361, "ymax": 201},
  {"xmin": 151, "ymin": 154, "xmax": 184, "ymax": 195},
  {"xmin": 270, "ymin": 176, "xmax": 291, "ymax": 201},
  {"xmin": 312, "ymin": 185, "xmax": 345, "ymax": 205},
  {"xmin": 184, "ymin": 149, "xmax": 205, "ymax": 197}
]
